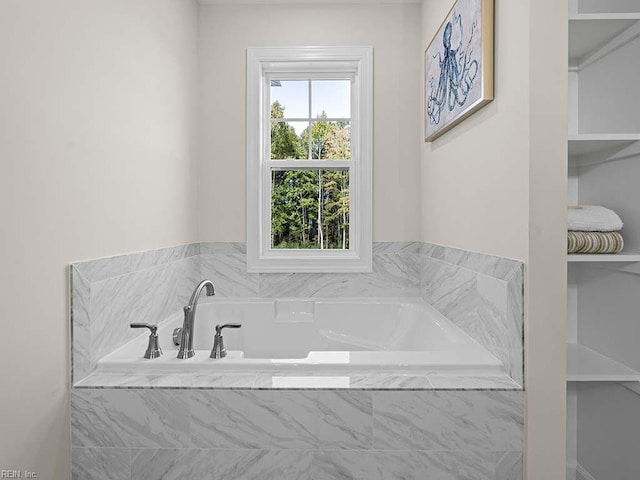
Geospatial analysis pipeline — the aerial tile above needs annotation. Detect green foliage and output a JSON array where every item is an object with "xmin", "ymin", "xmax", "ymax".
[{"xmin": 270, "ymin": 103, "xmax": 350, "ymax": 249}]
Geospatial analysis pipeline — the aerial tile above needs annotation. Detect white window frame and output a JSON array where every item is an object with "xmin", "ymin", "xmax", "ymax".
[{"xmin": 246, "ymin": 46, "xmax": 373, "ymax": 273}]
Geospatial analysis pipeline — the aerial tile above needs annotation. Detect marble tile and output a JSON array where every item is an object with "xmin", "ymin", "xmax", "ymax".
[
  {"xmin": 372, "ymin": 241, "xmax": 422, "ymax": 254},
  {"xmin": 74, "ymin": 243, "xmax": 198, "ymax": 283},
  {"xmin": 190, "ymin": 391, "xmax": 317, "ymax": 448},
  {"xmin": 376, "ymin": 450, "xmax": 495, "ymax": 480},
  {"xmin": 422, "ymin": 255, "xmax": 522, "ymax": 384},
  {"xmin": 71, "ymin": 266, "xmax": 92, "ymax": 383},
  {"xmin": 199, "ymin": 253, "xmax": 259, "ymax": 297},
  {"xmin": 71, "ymin": 389, "xmax": 190, "ymax": 448},
  {"xmin": 495, "ymin": 451, "xmax": 523, "ymax": 480},
  {"xmin": 421, "ymin": 257, "xmax": 477, "ymax": 310},
  {"xmin": 191, "ymin": 373, "xmax": 258, "ymax": 389},
  {"xmin": 311, "ymin": 451, "xmax": 380, "ymax": 480},
  {"xmin": 506, "ymin": 267, "xmax": 524, "ymax": 385},
  {"xmin": 130, "ymin": 449, "xmax": 220, "ymax": 480},
  {"xmin": 348, "ymin": 374, "xmax": 433, "ymax": 390},
  {"xmin": 372, "ymin": 391, "xmax": 523, "ymax": 451},
  {"xmin": 177, "ymin": 255, "xmax": 205, "ymax": 309},
  {"xmin": 346, "ymin": 253, "xmax": 421, "ymax": 297},
  {"xmin": 420, "ymin": 242, "xmax": 446, "ymax": 259},
  {"xmin": 421, "ymin": 242, "xmax": 522, "ymax": 281},
  {"xmin": 258, "ymin": 271, "xmax": 350, "ymax": 298},
  {"xmin": 90, "ymin": 262, "xmax": 180, "ymax": 362},
  {"xmin": 258, "ymin": 252, "xmax": 419, "ymax": 298},
  {"xmin": 132, "ymin": 449, "xmax": 312, "ymax": 480},
  {"xmin": 71, "ymin": 447, "xmax": 130, "ymax": 480},
  {"xmin": 75, "ymin": 374, "xmax": 194, "ymax": 389},
  {"xmin": 235, "ymin": 450, "xmax": 313, "ymax": 480},
  {"xmin": 426, "ymin": 374, "xmax": 521, "ymax": 390},
  {"xmin": 252, "ymin": 375, "xmax": 356, "ymax": 390},
  {"xmin": 251, "ymin": 373, "xmax": 432, "ymax": 391},
  {"xmin": 315, "ymin": 391, "xmax": 373, "ymax": 449},
  {"xmin": 199, "ymin": 241, "xmax": 246, "ymax": 255}
]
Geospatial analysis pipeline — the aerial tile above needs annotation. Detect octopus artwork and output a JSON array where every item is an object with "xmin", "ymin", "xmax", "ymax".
[
  {"xmin": 427, "ymin": 14, "xmax": 478, "ymax": 126},
  {"xmin": 424, "ymin": 0, "xmax": 493, "ymax": 141}
]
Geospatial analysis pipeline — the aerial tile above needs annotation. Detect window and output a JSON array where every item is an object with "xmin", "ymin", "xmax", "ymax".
[{"xmin": 247, "ymin": 47, "xmax": 373, "ymax": 272}]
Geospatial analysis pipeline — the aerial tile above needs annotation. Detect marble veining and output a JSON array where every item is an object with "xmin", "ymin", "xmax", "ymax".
[
  {"xmin": 71, "ymin": 447, "xmax": 130, "ymax": 480},
  {"xmin": 71, "ymin": 266, "xmax": 92, "ymax": 381},
  {"xmin": 75, "ymin": 372, "xmax": 521, "ymax": 391},
  {"xmin": 200, "ymin": 253, "xmax": 259, "ymax": 297},
  {"xmin": 130, "ymin": 448, "xmax": 313, "ymax": 480},
  {"xmin": 373, "ymin": 391, "xmax": 523, "ymax": 451},
  {"xmin": 420, "ymin": 252, "xmax": 524, "ymax": 385},
  {"xmin": 70, "ymin": 241, "xmax": 524, "ymax": 387},
  {"xmin": 421, "ymin": 242, "xmax": 522, "ymax": 281},
  {"xmin": 74, "ymin": 243, "xmax": 199, "ymax": 283},
  {"xmin": 71, "ymin": 447, "xmax": 522, "ymax": 480},
  {"xmin": 70, "ymin": 242, "xmax": 524, "ymax": 479},
  {"xmin": 71, "ymin": 389, "xmax": 190, "ymax": 448},
  {"xmin": 190, "ymin": 390, "xmax": 319, "ymax": 449},
  {"xmin": 71, "ymin": 388, "xmax": 523, "ymax": 480},
  {"xmin": 495, "ymin": 451, "xmax": 523, "ymax": 480},
  {"xmin": 375, "ymin": 450, "xmax": 495, "ymax": 480},
  {"xmin": 90, "ymin": 262, "xmax": 181, "ymax": 362}
]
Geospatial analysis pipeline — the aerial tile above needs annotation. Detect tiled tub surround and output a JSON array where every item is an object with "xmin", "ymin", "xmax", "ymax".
[
  {"xmin": 420, "ymin": 244, "xmax": 524, "ymax": 385},
  {"xmin": 71, "ymin": 241, "xmax": 523, "ymax": 385},
  {"xmin": 71, "ymin": 388, "xmax": 523, "ymax": 480},
  {"xmin": 70, "ymin": 242, "xmax": 524, "ymax": 479}
]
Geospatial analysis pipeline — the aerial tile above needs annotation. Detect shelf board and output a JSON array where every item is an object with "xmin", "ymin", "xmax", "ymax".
[
  {"xmin": 567, "ymin": 343, "xmax": 640, "ymax": 382},
  {"xmin": 568, "ymin": 134, "xmax": 640, "ymax": 158},
  {"xmin": 568, "ymin": 252, "xmax": 640, "ymax": 263},
  {"xmin": 569, "ymin": 14, "xmax": 640, "ymax": 64}
]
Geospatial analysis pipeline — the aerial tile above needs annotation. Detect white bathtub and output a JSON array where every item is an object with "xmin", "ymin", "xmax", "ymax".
[{"xmin": 98, "ymin": 298, "xmax": 504, "ymax": 375}]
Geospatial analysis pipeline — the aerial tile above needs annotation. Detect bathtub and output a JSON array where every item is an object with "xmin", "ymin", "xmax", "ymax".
[{"xmin": 98, "ymin": 298, "xmax": 504, "ymax": 375}]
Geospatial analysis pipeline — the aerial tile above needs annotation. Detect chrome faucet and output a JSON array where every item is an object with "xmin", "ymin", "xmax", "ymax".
[{"xmin": 177, "ymin": 279, "xmax": 215, "ymax": 359}]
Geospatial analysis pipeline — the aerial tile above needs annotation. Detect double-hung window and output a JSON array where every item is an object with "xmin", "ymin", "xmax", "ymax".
[{"xmin": 246, "ymin": 47, "xmax": 373, "ymax": 272}]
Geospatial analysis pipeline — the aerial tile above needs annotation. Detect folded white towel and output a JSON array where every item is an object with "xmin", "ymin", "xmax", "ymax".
[{"xmin": 568, "ymin": 205, "xmax": 623, "ymax": 232}]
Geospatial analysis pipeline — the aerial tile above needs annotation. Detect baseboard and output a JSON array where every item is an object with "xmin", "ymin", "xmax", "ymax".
[{"xmin": 576, "ymin": 463, "xmax": 596, "ymax": 480}]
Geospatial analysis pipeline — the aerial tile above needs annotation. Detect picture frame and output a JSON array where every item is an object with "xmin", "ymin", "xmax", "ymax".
[{"xmin": 424, "ymin": 0, "xmax": 494, "ymax": 142}]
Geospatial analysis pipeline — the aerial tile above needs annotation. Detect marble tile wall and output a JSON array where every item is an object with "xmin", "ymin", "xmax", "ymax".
[
  {"xmin": 420, "ymin": 244, "xmax": 524, "ymax": 385},
  {"xmin": 71, "ymin": 388, "xmax": 524, "ymax": 480},
  {"xmin": 71, "ymin": 241, "xmax": 524, "ymax": 385},
  {"xmin": 71, "ymin": 244, "xmax": 201, "ymax": 383},
  {"xmin": 198, "ymin": 241, "xmax": 422, "ymax": 298}
]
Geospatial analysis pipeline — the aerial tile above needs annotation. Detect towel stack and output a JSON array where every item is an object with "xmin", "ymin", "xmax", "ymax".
[{"xmin": 568, "ymin": 205, "xmax": 624, "ymax": 254}]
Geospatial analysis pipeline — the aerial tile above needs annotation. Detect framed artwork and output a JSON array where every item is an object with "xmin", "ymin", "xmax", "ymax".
[{"xmin": 424, "ymin": 0, "xmax": 494, "ymax": 142}]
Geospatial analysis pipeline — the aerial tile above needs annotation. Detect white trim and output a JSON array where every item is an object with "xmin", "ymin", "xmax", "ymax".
[{"xmin": 246, "ymin": 46, "xmax": 373, "ymax": 273}]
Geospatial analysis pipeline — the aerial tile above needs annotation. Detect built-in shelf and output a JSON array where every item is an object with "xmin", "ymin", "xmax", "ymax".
[
  {"xmin": 567, "ymin": 252, "xmax": 640, "ymax": 263},
  {"xmin": 569, "ymin": 14, "xmax": 640, "ymax": 66},
  {"xmin": 568, "ymin": 134, "xmax": 640, "ymax": 159},
  {"xmin": 567, "ymin": 343, "xmax": 640, "ymax": 382}
]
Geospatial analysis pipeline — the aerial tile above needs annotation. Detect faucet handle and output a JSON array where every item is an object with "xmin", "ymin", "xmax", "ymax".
[
  {"xmin": 130, "ymin": 323, "xmax": 158, "ymax": 334},
  {"xmin": 130, "ymin": 323, "xmax": 162, "ymax": 359},
  {"xmin": 211, "ymin": 324, "xmax": 241, "ymax": 359},
  {"xmin": 215, "ymin": 323, "xmax": 242, "ymax": 334}
]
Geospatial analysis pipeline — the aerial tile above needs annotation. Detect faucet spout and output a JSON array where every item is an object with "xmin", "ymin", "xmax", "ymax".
[{"xmin": 177, "ymin": 279, "xmax": 215, "ymax": 359}]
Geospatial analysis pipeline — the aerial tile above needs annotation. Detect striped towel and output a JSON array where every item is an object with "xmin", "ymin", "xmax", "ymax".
[{"xmin": 567, "ymin": 231, "xmax": 624, "ymax": 254}]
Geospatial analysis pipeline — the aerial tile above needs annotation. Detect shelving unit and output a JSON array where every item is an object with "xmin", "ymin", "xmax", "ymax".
[
  {"xmin": 569, "ymin": 15, "xmax": 640, "ymax": 59},
  {"xmin": 567, "ymin": 252, "xmax": 640, "ymax": 262},
  {"xmin": 566, "ymin": 2, "xmax": 640, "ymax": 479},
  {"xmin": 567, "ymin": 343, "xmax": 640, "ymax": 382},
  {"xmin": 568, "ymin": 133, "xmax": 640, "ymax": 155}
]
